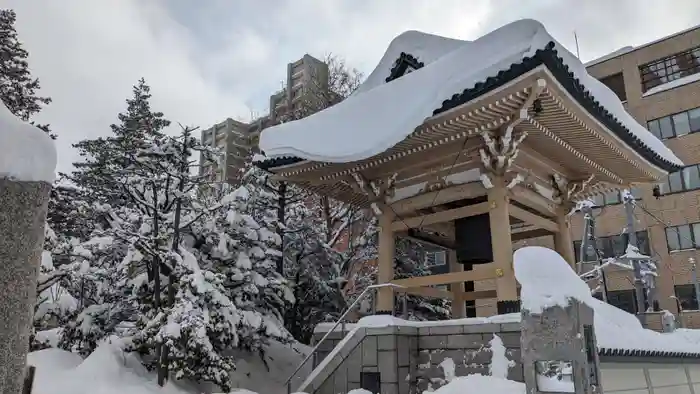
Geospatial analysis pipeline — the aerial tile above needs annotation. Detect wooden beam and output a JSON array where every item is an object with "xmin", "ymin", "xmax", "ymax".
[
  {"xmin": 396, "ymin": 286, "xmax": 455, "ymax": 300},
  {"xmin": 422, "ymin": 221, "xmax": 454, "ymax": 235},
  {"xmin": 391, "ymin": 182, "xmax": 486, "ymax": 215},
  {"xmin": 391, "ymin": 202, "xmax": 489, "ymax": 232},
  {"xmin": 508, "ymin": 184, "xmax": 557, "ymax": 216},
  {"xmin": 400, "ymin": 229, "xmax": 456, "ymax": 250},
  {"xmin": 511, "ymin": 226, "xmax": 552, "ymax": 242},
  {"xmin": 457, "ymin": 290, "xmax": 498, "ymax": 302},
  {"xmin": 391, "ymin": 266, "xmax": 496, "ymax": 288},
  {"xmin": 509, "ymin": 204, "xmax": 559, "ymax": 233}
]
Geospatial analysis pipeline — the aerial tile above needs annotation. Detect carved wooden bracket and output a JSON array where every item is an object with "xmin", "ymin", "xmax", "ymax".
[
  {"xmin": 479, "ymin": 79, "xmax": 546, "ymax": 180},
  {"xmin": 551, "ymin": 174, "xmax": 595, "ymax": 203},
  {"xmin": 350, "ymin": 172, "xmax": 398, "ymax": 215}
]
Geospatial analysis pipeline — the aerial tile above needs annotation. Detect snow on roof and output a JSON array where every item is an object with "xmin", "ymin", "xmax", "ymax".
[
  {"xmin": 258, "ymin": 19, "xmax": 682, "ymax": 172},
  {"xmin": 0, "ymin": 102, "xmax": 57, "ymax": 183},
  {"xmin": 515, "ymin": 246, "xmax": 700, "ymax": 355}
]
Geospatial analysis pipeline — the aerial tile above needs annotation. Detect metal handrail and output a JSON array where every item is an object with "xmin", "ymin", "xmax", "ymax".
[{"xmin": 285, "ymin": 283, "xmax": 405, "ymax": 394}]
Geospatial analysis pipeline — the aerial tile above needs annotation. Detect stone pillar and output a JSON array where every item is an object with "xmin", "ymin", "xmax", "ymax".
[
  {"xmin": 489, "ymin": 176, "xmax": 518, "ymax": 314},
  {"xmin": 376, "ymin": 210, "xmax": 396, "ymax": 314},
  {"xmin": 553, "ymin": 205, "xmax": 576, "ymax": 269},
  {"xmin": 521, "ymin": 300, "xmax": 603, "ymax": 394},
  {"xmin": 0, "ymin": 179, "xmax": 52, "ymax": 394}
]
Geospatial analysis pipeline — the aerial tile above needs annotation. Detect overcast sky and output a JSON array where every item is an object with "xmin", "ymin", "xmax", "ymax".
[{"xmin": 7, "ymin": 0, "xmax": 700, "ymax": 174}]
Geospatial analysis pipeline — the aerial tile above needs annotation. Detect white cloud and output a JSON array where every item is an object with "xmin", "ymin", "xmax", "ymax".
[{"xmin": 7, "ymin": 0, "xmax": 700, "ymax": 174}]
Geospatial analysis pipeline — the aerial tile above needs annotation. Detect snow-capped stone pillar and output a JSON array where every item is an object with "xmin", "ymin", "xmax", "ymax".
[
  {"xmin": 488, "ymin": 176, "xmax": 519, "ymax": 314},
  {"xmin": 515, "ymin": 247, "xmax": 603, "ymax": 394},
  {"xmin": 376, "ymin": 209, "xmax": 396, "ymax": 314},
  {"xmin": 0, "ymin": 105, "xmax": 56, "ymax": 394}
]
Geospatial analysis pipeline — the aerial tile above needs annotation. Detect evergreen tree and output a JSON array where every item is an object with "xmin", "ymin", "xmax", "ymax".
[
  {"xmin": 67, "ymin": 78, "xmax": 170, "ymax": 205},
  {"xmin": 0, "ymin": 9, "xmax": 53, "ymax": 137}
]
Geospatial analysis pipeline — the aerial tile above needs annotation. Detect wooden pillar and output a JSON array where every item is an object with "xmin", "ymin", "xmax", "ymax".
[
  {"xmin": 376, "ymin": 209, "xmax": 396, "ymax": 313},
  {"xmin": 488, "ymin": 176, "xmax": 519, "ymax": 314},
  {"xmin": 553, "ymin": 205, "xmax": 576, "ymax": 269},
  {"xmin": 448, "ymin": 247, "xmax": 466, "ymax": 318}
]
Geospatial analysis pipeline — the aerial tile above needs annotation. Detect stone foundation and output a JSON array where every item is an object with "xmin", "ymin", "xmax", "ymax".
[{"xmin": 306, "ymin": 321, "xmax": 522, "ymax": 394}]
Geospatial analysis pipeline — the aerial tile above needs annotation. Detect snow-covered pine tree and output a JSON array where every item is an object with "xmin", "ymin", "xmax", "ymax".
[
  {"xmin": 196, "ymin": 180, "xmax": 294, "ymax": 353},
  {"xmin": 58, "ymin": 203, "xmax": 140, "ymax": 356},
  {"xmin": 46, "ymin": 182, "xmax": 94, "ymax": 241},
  {"xmin": 282, "ymin": 194, "xmax": 347, "ymax": 344},
  {"xmin": 67, "ymin": 78, "xmax": 170, "ymax": 205},
  {"xmin": 0, "ymin": 8, "xmax": 53, "ymax": 137}
]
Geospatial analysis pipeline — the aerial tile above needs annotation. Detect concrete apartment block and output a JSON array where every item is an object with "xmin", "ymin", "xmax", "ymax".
[{"xmin": 199, "ymin": 54, "xmax": 330, "ymax": 188}]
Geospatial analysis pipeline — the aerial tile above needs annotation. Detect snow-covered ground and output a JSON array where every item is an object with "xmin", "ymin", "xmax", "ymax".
[{"xmin": 28, "ymin": 336, "xmax": 311, "ymax": 394}]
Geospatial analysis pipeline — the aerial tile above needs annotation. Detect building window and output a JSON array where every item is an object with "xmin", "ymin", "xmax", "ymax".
[
  {"xmin": 573, "ymin": 230, "xmax": 650, "ymax": 262},
  {"xmin": 639, "ymin": 46, "xmax": 700, "ymax": 92},
  {"xmin": 665, "ymin": 223, "xmax": 700, "ymax": 252},
  {"xmin": 589, "ymin": 188, "xmax": 642, "ymax": 207},
  {"xmin": 658, "ymin": 164, "xmax": 700, "ymax": 194},
  {"xmin": 594, "ymin": 290, "xmax": 637, "ymax": 313},
  {"xmin": 424, "ymin": 250, "xmax": 447, "ymax": 267},
  {"xmin": 647, "ymin": 107, "xmax": 700, "ymax": 140},
  {"xmin": 599, "ymin": 73, "xmax": 627, "ymax": 101},
  {"xmin": 675, "ymin": 284, "xmax": 700, "ymax": 310}
]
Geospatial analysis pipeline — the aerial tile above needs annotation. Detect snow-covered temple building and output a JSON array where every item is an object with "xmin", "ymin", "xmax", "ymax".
[{"xmin": 255, "ymin": 19, "xmax": 684, "ymax": 319}]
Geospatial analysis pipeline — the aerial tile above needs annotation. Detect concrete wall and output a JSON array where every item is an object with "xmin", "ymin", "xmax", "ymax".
[
  {"xmin": 307, "ymin": 321, "xmax": 522, "ymax": 394},
  {"xmin": 601, "ymin": 361, "xmax": 700, "ymax": 394}
]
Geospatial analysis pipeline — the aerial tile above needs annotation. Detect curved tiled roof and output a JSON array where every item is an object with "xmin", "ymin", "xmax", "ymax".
[
  {"xmin": 256, "ymin": 32, "xmax": 682, "ymax": 173},
  {"xmin": 432, "ymin": 41, "xmax": 682, "ymax": 173}
]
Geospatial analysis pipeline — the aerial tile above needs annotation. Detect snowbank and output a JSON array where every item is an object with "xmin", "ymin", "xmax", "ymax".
[
  {"xmin": 27, "ymin": 337, "xmax": 310, "ymax": 394},
  {"xmin": 258, "ymin": 19, "xmax": 681, "ymax": 170},
  {"xmin": 432, "ymin": 375, "xmax": 524, "ymax": 394},
  {"xmin": 0, "ymin": 102, "xmax": 57, "ymax": 182}
]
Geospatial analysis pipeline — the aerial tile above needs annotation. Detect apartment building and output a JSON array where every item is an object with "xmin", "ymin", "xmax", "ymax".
[
  {"xmin": 199, "ymin": 118, "xmax": 252, "ymax": 185},
  {"xmin": 568, "ymin": 25, "xmax": 700, "ymax": 315},
  {"xmin": 269, "ymin": 54, "xmax": 330, "ymax": 122},
  {"xmin": 200, "ymin": 54, "xmax": 329, "ymax": 186}
]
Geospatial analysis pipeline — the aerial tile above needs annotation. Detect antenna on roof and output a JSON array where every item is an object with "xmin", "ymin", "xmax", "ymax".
[{"xmin": 574, "ymin": 31, "xmax": 581, "ymax": 59}]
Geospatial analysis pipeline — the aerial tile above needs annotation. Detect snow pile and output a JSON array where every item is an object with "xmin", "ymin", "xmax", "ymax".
[
  {"xmin": 27, "ymin": 337, "xmax": 193, "ymax": 394},
  {"xmin": 27, "ymin": 338, "xmax": 310, "ymax": 394},
  {"xmin": 431, "ymin": 375, "xmax": 525, "ymax": 394},
  {"xmin": 488, "ymin": 334, "xmax": 514, "ymax": 379},
  {"xmin": 0, "ymin": 101, "xmax": 56, "ymax": 182},
  {"xmin": 258, "ymin": 19, "xmax": 681, "ymax": 169},
  {"xmin": 514, "ymin": 246, "xmax": 593, "ymax": 314}
]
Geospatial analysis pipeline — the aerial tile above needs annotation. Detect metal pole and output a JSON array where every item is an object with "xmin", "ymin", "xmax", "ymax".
[
  {"xmin": 691, "ymin": 258, "xmax": 700, "ymax": 310},
  {"xmin": 623, "ymin": 193, "xmax": 647, "ymax": 315}
]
